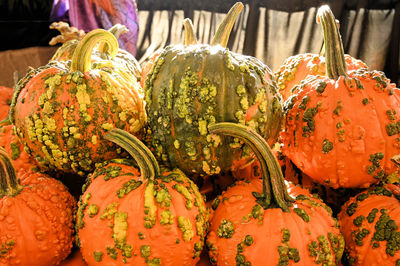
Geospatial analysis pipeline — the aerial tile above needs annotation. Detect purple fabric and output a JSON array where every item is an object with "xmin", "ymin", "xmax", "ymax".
[
  {"xmin": 50, "ymin": 0, "xmax": 70, "ymax": 22},
  {"xmin": 59, "ymin": 0, "xmax": 139, "ymax": 56}
]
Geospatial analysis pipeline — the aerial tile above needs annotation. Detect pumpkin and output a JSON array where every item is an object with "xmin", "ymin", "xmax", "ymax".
[
  {"xmin": 275, "ymin": 53, "xmax": 367, "ymax": 101},
  {"xmin": 144, "ymin": 3, "xmax": 283, "ymax": 180},
  {"xmin": 0, "ymin": 85, "xmax": 13, "ymax": 121},
  {"xmin": 206, "ymin": 122, "xmax": 344, "ymax": 265},
  {"xmin": 50, "ymin": 22, "xmax": 142, "ymax": 81},
  {"xmin": 281, "ymin": 5, "xmax": 400, "ymax": 188},
  {"xmin": 0, "ymin": 85, "xmax": 37, "ymax": 174},
  {"xmin": 338, "ymin": 183, "xmax": 400, "ymax": 265},
  {"xmin": 7, "ymin": 29, "xmax": 145, "ymax": 176},
  {"xmin": 76, "ymin": 128, "xmax": 210, "ymax": 265},
  {"xmin": 0, "ymin": 148, "xmax": 76, "ymax": 265}
]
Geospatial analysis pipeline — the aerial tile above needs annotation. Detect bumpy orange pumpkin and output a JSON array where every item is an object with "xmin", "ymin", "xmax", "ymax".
[
  {"xmin": 206, "ymin": 123, "xmax": 344, "ymax": 265},
  {"xmin": 76, "ymin": 129, "xmax": 210, "ymax": 265},
  {"xmin": 0, "ymin": 148, "xmax": 76, "ymax": 265},
  {"xmin": 281, "ymin": 5, "xmax": 400, "ymax": 188},
  {"xmin": 338, "ymin": 183, "xmax": 400, "ymax": 265},
  {"xmin": 276, "ymin": 53, "xmax": 367, "ymax": 101},
  {"xmin": 7, "ymin": 29, "xmax": 145, "ymax": 176},
  {"xmin": 0, "ymin": 86, "xmax": 37, "ymax": 174}
]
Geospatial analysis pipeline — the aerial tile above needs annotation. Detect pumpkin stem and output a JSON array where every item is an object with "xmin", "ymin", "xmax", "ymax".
[
  {"xmin": 105, "ymin": 128, "xmax": 160, "ymax": 181},
  {"xmin": 0, "ymin": 148, "xmax": 23, "ymax": 197},
  {"xmin": 210, "ymin": 2, "xmax": 244, "ymax": 47},
  {"xmin": 208, "ymin": 122, "xmax": 294, "ymax": 212},
  {"xmin": 317, "ymin": 5, "xmax": 347, "ymax": 79},
  {"xmin": 71, "ymin": 29, "xmax": 119, "ymax": 73},
  {"xmin": 99, "ymin": 24, "xmax": 128, "ymax": 55},
  {"xmin": 183, "ymin": 18, "xmax": 198, "ymax": 45}
]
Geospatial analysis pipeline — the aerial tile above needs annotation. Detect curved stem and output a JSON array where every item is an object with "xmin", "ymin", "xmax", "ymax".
[
  {"xmin": 71, "ymin": 29, "xmax": 119, "ymax": 73},
  {"xmin": 210, "ymin": 2, "xmax": 244, "ymax": 47},
  {"xmin": 183, "ymin": 18, "xmax": 198, "ymax": 45},
  {"xmin": 0, "ymin": 148, "xmax": 23, "ymax": 197},
  {"xmin": 208, "ymin": 122, "xmax": 293, "ymax": 212},
  {"xmin": 105, "ymin": 128, "xmax": 160, "ymax": 181},
  {"xmin": 99, "ymin": 24, "xmax": 128, "ymax": 55},
  {"xmin": 317, "ymin": 5, "xmax": 347, "ymax": 79}
]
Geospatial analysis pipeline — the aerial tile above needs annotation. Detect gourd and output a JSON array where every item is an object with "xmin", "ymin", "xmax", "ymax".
[
  {"xmin": 6, "ymin": 29, "xmax": 146, "ymax": 175},
  {"xmin": 0, "ymin": 148, "xmax": 76, "ymax": 265},
  {"xmin": 76, "ymin": 128, "xmax": 210, "ymax": 265},
  {"xmin": 338, "ymin": 183, "xmax": 400, "ymax": 265},
  {"xmin": 281, "ymin": 5, "xmax": 400, "ymax": 188},
  {"xmin": 206, "ymin": 122, "xmax": 344, "ymax": 265},
  {"xmin": 145, "ymin": 3, "xmax": 283, "ymax": 180}
]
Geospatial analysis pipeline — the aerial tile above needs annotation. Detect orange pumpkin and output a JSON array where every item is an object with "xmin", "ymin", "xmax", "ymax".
[
  {"xmin": 281, "ymin": 5, "xmax": 400, "ymax": 188},
  {"xmin": 276, "ymin": 53, "xmax": 367, "ymax": 101},
  {"xmin": 338, "ymin": 183, "xmax": 400, "ymax": 265},
  {"xmin": 0, "ymin": 148, "xmax": 76, "ymax": 265},
  {"xmin": 206, "ymin": 122, "xmax": 344, "ymax": 265},
  {"xmin": 0, "ymin": 86, "xmax": 13, "ymax": 121},
  {"xmin": 8, "ymin": 29, "xmax": 145, "ymax": 176},
  {"xmin": 76, "ymin": 129, "xmax": 210, "ymax": 265}
]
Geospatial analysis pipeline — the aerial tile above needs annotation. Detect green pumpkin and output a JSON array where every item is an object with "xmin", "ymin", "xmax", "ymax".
[{"xmin": 144, "ymin": 3, "xmax": 283, "ymax": 179}]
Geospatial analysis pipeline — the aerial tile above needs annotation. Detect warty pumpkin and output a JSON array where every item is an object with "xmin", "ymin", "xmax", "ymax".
[
  {"xmin": 206, "ymin": 122, "xmax": 344, "ymax": 265},
  {"xmin": 281, "ymin": 5, "xmax": 400, "ymax": 188},
  {"xmin": 276, "ymin": 53, "xmax": 367, "ymax": 101},
  {"xmin": 5, "ymin": 29, "xmax": 145, "ymax": 176},
  {"xmin": 338, "ymin": 183, "xmax": 400, "ymax": 265},
  {"xmin": 50, "ymin": 22, "xmax": 142, "ymax": 81},
  {"xmin": 144, "ymin": 2, "xmax": 283, "ymax": 180},
  {"xmin": 76, "ymin": 128, "xmax": 210, "ymax": 265},
  {"xmin": 0, "ymin": 148, "xmax": 76, "ymax": 265}
]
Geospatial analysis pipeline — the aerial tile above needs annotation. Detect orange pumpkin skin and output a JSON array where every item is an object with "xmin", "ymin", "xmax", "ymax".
[
  {"xmin": 276, "ymin": 53, "xmax": 367, "ymax": 101},
  {"xmin": 281, "ymin": 7, "xmax": 400, "ymax": 189},
  {"xmin": 0, "ymin": 85, "xmax": 13, "ymax": 121},
  {"xmin": 0, "ymin": 154, "xmax": 76, "ymax": 265},
  {"xmin": 76, "ymin": 159, "xmax": 210, "ymax": 265},
  {"xmin": 0, "ymin": 125, "xmax": 37, "ymax": 174},
  {"xmin": 207, "ymin": 180, "xmax": 344, "ymax": 265},
  {"xmin": 282, "ymin": 70, "xmax": 400, "ymax": 188},
  {"xmin": 10, "ymin": 30, "xmax": 145, "ymax": 175},
  {"xmin": 338, "ymin": 184, "xmax": 400, "ymax": 265}
]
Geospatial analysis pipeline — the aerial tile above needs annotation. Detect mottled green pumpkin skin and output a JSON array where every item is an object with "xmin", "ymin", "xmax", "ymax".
[{"xmin": 145, "ymin": 44, "xmax": 283, "ymax": 178}]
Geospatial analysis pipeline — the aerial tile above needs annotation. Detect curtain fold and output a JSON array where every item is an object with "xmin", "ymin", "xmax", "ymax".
[{"xmin": 137, "ymin": 0, "xmax": 400, "ymax": 84}]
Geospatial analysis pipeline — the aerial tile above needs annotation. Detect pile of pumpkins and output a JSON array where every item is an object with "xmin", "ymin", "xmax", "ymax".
[{"xmin": 1, "ymin": 2, "xmax": 399, "ymax": 265}]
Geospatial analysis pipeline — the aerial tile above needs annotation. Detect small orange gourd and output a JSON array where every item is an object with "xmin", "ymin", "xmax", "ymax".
[
  {"xmin": 0, "ymin": 148, "xmax": 76, "ymax": 265},
  {"xmin": 338, "ymin": 183, "xmax": 400, "ymax": 265}
]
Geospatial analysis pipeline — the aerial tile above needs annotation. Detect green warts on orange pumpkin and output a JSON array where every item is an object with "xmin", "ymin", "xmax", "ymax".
[
  {"xmin": 76, "ymin": 129, "xmax": 209, "ymax": 265},
  {"xmin": 9, "ymin": 29, "xmax": 145, "ymax": 175},
  {"xmin": 205, "ymin": 123, "xmax": 344, "ymax": 265},
  {"xmin": 281, "ymin": 5, "xmax": 400, "ymax": 188},
  {"xmin": 144, "ymin": 2, "xmax": 283, "ymax": 179}
]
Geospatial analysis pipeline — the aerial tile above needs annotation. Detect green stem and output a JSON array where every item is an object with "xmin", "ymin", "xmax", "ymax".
[
  {"xmin": 317, "ymin": 5, "xmax": 347, "ymax": 79},
  {"xmin": 104, "ymin": 128, "xmax": 160, "ymax": 181},
  {"xmin": 0, "ymin": 148, "xmax": 23, "ymax": 197},
  {"xmin": 99, "ymin": 24, "xmax": 128, "ymax": 55},
  {"xmin": 208, "ymin": 122, "xmax": 293, "ymax": 212},
  {"xmin": 71, "ymin": 29, "xmax": 119, "ymax": 73},
  {"xmin": 210, "ymin": 2, "xmax": 244, "ymax": 47},
  {"xmin": 183, "ymin": 18, "xmax": 198, "ymax": 45}
]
